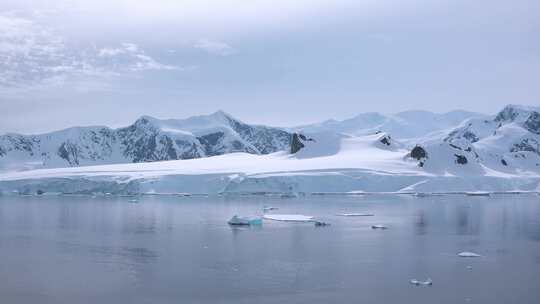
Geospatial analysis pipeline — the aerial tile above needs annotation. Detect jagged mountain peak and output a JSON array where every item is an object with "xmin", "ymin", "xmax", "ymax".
[
  {"xmin": 0, "ymin": 110, "xmax": 292, "ymax": 171},
  {"xmin": 494, "ymin": 104, "xmax": 540, "ymax": 123}
]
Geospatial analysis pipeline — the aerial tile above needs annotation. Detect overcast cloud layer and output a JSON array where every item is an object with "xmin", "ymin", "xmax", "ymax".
[{"xmin": 0, "ymin": 0, "xmax": 539, "ymax": 134}]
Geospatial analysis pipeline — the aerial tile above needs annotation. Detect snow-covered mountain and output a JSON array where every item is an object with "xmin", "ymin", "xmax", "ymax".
[
  {"xmin": 0, "ymin": 111, "xmax": 291, "ymax": 171},
  {"xmin": 409, "ymin": 104, "xmax": 540, "ymax": 175},
  {"xmin": 0, "ymin": 104, "xmax": 539, "ymax": 195},
  {"xmin": 296, "ymin": 110, "xmax": 487, "ymax": 139}
]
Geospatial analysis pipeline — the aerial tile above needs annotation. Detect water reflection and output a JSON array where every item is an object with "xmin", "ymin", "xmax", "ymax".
[
  {"xmin": 0, "ymin": 194, "xmax": 539, "ymax": 304},
  {"xmin": 455, "ymin": 203, "xmax": 479, "ymax": 235},
  {"xmin": 414, "ymin": 210, "xmax": 428, "ymax": 235}
]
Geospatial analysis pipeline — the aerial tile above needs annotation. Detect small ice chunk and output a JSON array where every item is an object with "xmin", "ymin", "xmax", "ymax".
[
  {"xmin": 263, "ymin": 214, "xmax": 314, "ymax": 222},
  {"xmin": 263, "ymin": 206, "xmax": 279, "ymax": 212},
  {"xmin": 410, "ymin": 278, "xmax": 432, "ymax": 286},
  {"xmin": 466, "ymin": 265, "xmax": 473, "ymax": 270},
  {"xmin": 465, "ymin": 191, "xmax": 490, "ymax": 196},
  {"xmin": 128, "ymin": 199, "xmax": 138, "ymax": 203},
  {"xmin": 228, "ymin": 215, "xmax": 262, "ymax": 226},
  {"xmin": 458, "ymin": 252, "xmax": 482, "ymax": 258},
  {"xmin": 371, "ymin": 224, "xmax": 388, "ymax": 229},
  {"xmin": 314, "ymin": 221, "xmax": 331, "ymax": 227},
  {"xmin": 336, "ymin": 213, "xmax": 374, "ymax": 217}
]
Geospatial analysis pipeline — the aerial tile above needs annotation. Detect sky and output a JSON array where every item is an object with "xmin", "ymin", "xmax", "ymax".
[{"xmin": 0, "ymin": 0, "xmax": 539, "ymax": 134}]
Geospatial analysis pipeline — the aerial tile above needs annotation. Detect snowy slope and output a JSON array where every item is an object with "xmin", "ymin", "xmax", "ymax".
[
  {"xmin": 0, "ymin": 111, "xmax": 291, "ymax": 171},
  {"xmin": 1, "ymin": 126, "xmax": 538, "ymax": 195},
  {"xmin": 411, "ymin": 105, "xmax": 540, "ymax": 175}
]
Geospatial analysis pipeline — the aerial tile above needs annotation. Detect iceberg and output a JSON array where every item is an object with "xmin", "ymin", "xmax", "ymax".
[
  {"xmin": 336, "ymin": 213, "xmax": 374, "ymax": 217},
  {"xmin": 371, "ymin": 224, "xmax": 388, "ymax": 229}
]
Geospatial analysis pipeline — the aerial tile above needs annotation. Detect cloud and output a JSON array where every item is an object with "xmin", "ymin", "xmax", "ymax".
[
  {"xmin": 0, "ymin": 14, "xmax": 66, "ymax": 87},
  {"xmin": 97, "ymin": 43, "xmax": 177, "ymax": 72},
  {"xmin": 194, "ymin": 39, "xmax": 234, "ymax": 56},
  {"xmin": 0, "ymin": 13, "xmax": 178, "ymax": 89}
]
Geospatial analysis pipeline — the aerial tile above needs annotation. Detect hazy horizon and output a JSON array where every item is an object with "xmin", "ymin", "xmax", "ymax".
[{"xmin": 0, "ymin": 105, "xmax": 501, "ymax": 135}]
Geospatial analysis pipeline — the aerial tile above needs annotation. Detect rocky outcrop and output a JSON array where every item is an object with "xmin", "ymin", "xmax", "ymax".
[
  {"xmin": 495, "ymin": 105, "xmax": 522, "ymax": 122},
  {"xmin": 411, "ymin": 145, "xmax": 427, "ymax": 160},
  {"xmin": 379, "ymin": 135, "xmax": 391, "ymax": 146},
  {"xmin": 524, "ymin": 111, "xmax": 540, "ymax": 134},
  {"xmin": 511, "ymin": 138, "xmax": 539, "ymax": 155},
  {"xmin": 454, "ymin": 154, "xmax": 468, "ymax": 165},
  {"xmin": 290, "ymin": 133, "xmax": 314, "ymax": 154},
  {"xmin": 409, "ymin": 145, "xmax": 428, "ymax": 167}
]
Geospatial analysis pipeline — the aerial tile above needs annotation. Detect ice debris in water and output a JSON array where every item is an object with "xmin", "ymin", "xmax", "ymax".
[
  {"xmin": 410, "ymin": 278, "xmax": 433, "ymax": 286},
  {"xmin": 336, "ymin": 213, "xmax": 374, "ymax": 217},
  {"xmin": 263, "ymin": 206, "xmax": 279, "ymax": 212},
  {"xmin": 371, "ymin": 224, "xmax": 388, "ymax": 229},
  {"xmin": 263, "ymin": 214, "xmax": 314, "ymax": 222},
  {"xmin": 228, "ymin": 215, "xmax": 263, "ymax": 226},
  {"xmin": 314, "ymin": 221, "xmax": 331, "ymax": 227},
  {"xmin": 458, "ymin": 252, "xmax": 482, "ymax": 258}
]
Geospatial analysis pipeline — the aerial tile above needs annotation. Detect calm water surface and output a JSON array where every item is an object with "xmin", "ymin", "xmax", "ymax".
[{"xmin": 0, "ymin": 194, "xmax": 539, "ymax": 303}]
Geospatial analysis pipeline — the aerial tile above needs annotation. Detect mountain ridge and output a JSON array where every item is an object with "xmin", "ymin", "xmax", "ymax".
[{"xmin": 1, "ymin": 105, "xmax": 538, "ymax": 174}]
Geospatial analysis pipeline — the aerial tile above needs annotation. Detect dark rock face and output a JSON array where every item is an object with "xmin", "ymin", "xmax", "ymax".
[
  {"xmin": 511, "ymin": 138, "xmax": 540, "ymax": 155},
  {"xmin": 224, "ymin": 115, "xmax": 291, "ymax": 154},
  {"xmin": 1, "ymin": 134, "xmax": 37, "ymax": 155},
  {"xmin": 57, "ymin": 142, "xmax": 81, "ymax": 165},
  {"xmin": 174, "ymin": 140, "xmax": 201, "ymax": 159},
  {"xmin": 495, "ymin": 105, "xmax": 521, "ymax": 122},
  {"xmin": 379, "ymin": 135, "xmax": 391, "ymax": 146},
  {"xmin": 524, "ymin": 112, "xmax": 540, "ymax": 134},
  {"xmin": 462, "ymin": 131, "xmax": 479, "ymax": 143},
  {"xmin": 289, "ymin": 133, "xmax": 314, "ymax": 154},
  {"xmin": 197, "ymin": 132, "xmax": 226, "ymax": 156},
  {"xmin": 454, "ymin": 154, "xmax": 468, "ymax": 165},
  {"xmin": 290, "ymin": 133, "xmax": 305, "ymax": 154},
  {"xmin": 411, "ymin": 146, "xmax": 427, "ymax": 160},
  {"xmin": 445, "ymin": 129, "xmax": 479, "ymax": 143}
]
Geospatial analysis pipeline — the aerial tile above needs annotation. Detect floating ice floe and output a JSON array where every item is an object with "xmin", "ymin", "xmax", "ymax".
[
  {"xmin": 336, "ymin": 213, "xmax": 374, "ymax": 217},
  {"xmin": 263, "ymin": 206, "xmax": 279, "ymax": 212},
  {"xmin": 128, "ymin": 199, "xmax": 139, "ymax": 203},
  {"xmin": 410, "ymin": 278, "xmax": 432, "ymax": 286},
  {"xmin": 371, "ymin": 224, "xmax": 388, "ymax": 229},
  {"xmin": 228, "ymin": 215, "xmax": 263, "ymax": 226},
  {"xmin": 458, "ymin": 251, "xmax": 482, "ymax": 258},
  {"xmin": 263, "ymin": 214, "xmax": 314, "ymax": 222}
]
